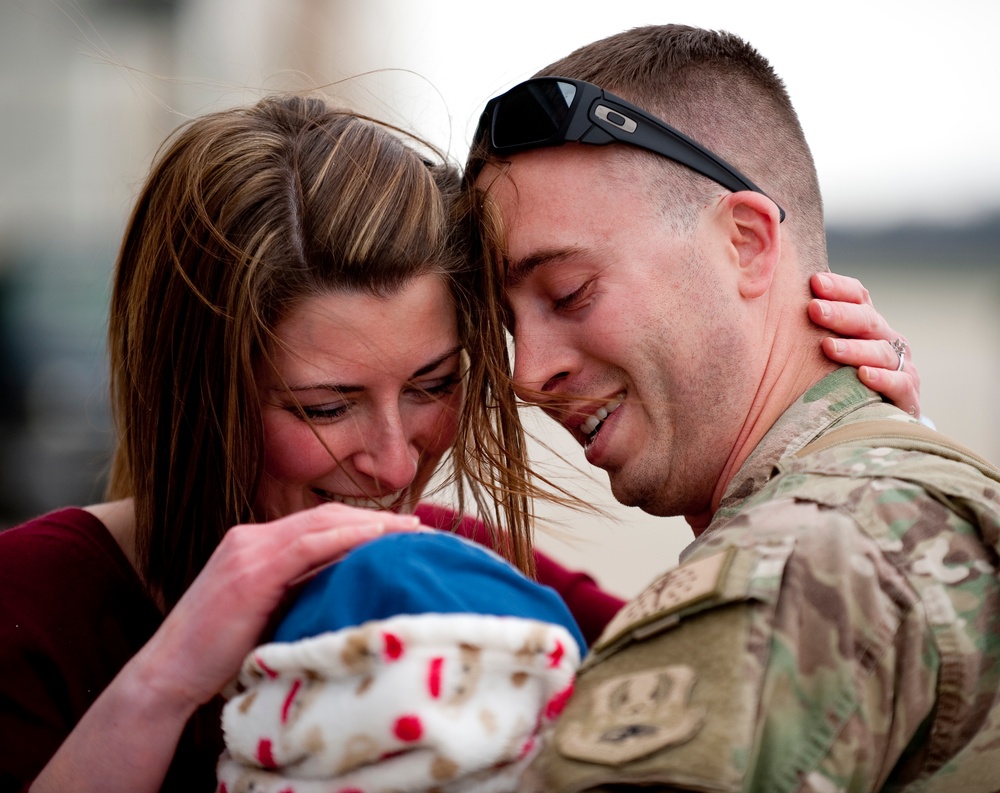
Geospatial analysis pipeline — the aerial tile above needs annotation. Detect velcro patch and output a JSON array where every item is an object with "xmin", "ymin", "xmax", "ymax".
[{"xmin": 595, "ymin": 548, "xmax": 735, "ymax": 654}]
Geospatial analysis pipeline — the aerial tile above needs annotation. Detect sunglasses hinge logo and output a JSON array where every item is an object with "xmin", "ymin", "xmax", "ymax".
[{"xmin": 594, "ymin": 104, "xmax": 637, "ymax": 134}]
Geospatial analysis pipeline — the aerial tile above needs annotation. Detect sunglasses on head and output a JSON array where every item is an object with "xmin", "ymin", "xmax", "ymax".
[{"xmin": 474, "ymin": 76, "xmax": 785, "ymax": 222}]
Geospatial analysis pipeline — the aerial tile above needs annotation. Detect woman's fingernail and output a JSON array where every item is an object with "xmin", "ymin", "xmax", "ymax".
[
  {"xmin": 817, "ymin": 300, "xmax": 831, "ymax": 319},
  {"xmin": 817, "ymin": 273, "xmax": 833, "ymax": 291},
  {"xmin": 831, "ymin": 339, "xmax": 844, "ymax": 354}
]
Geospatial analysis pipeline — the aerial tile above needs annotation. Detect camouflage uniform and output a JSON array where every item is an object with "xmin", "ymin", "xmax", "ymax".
[{"xmin": 525, "ymin": 367, "xmax": 1000, "ymax": 792}]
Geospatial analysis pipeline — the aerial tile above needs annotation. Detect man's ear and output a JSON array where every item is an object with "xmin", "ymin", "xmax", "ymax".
[{"xmin": 722, "ymin": 191, "xmax": 782, "ymax": 299}]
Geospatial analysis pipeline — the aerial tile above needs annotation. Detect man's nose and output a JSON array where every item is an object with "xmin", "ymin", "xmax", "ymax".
[{"xmin": 512, "ymin": 328, "xmax": 572, "ymax": 404}]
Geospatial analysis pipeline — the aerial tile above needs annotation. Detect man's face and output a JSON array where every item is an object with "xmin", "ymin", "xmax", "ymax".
[{"xmin": 481, "ymin": 145, "xmax": 758, "ymax": 518}]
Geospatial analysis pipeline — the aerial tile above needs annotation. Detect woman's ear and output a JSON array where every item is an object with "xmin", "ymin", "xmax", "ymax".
[{"xmin": 723, "ymin": 191, "xmax": 782, "ymax": 299}]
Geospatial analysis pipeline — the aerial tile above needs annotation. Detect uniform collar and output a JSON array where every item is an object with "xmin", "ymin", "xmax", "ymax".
[{"xmin": 685, "ymin": 367, "xmax": 884, "ymax": 558}]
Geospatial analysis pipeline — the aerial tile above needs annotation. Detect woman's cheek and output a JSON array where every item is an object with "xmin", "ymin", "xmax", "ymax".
[
  {"xmin": 411, "ymin": 398, "xmax": 462, "ymax": 488},
  {"xmin": 432, "ymin": 391, "xmax": 463, "ymax": 453},
  {"xmin": 261, "ymin": 412, "xmax": 337, "ymax": 481}
]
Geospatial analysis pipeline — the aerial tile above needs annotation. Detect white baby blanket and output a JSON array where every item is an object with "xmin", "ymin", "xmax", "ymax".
[{"xmin": 217, "ymin": 612, "xmax": 579, "ymax": 793}]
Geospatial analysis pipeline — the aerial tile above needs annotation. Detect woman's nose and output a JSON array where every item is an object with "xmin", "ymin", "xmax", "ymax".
[{"xmin": 352, "ymin": 417, "xmax": 420, "ymax": 492}]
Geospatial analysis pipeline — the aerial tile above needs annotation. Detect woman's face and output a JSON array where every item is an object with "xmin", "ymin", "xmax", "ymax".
[{"xmin": 254, "ymin": 273, "xmax": 463, "ymax": 520}]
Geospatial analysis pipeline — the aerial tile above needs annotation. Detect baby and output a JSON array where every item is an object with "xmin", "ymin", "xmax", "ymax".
[{"xmin": 216, "ymin": 531, "xmax": 585, "ymax": 793}]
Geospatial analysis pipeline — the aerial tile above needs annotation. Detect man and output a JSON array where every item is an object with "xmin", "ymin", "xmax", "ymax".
[{"xmin": 467, "ymin": 24, "xmax": 1000, "ymax": 792}]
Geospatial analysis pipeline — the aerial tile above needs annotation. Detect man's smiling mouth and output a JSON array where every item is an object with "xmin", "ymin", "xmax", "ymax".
[{"xmin": 580, "ymin": 395, "xmax": 623, "ymax": 447}]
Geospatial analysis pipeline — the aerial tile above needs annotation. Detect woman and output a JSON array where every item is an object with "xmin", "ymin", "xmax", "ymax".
[{"xmin": 0, "ymin": 94, "xmax": 917, "ymax": 793}]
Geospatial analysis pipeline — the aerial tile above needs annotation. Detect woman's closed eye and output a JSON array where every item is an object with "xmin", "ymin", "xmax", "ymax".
[
  {"xmin": 290, "ymin": 399, "xmax": 350, "ymax": 422},
  {"xmin": 409, "ymin": 371, "xmax": 463, "ymax": 401}
]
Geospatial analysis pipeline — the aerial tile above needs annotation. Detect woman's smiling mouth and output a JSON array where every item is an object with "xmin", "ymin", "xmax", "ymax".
[{"xmin": 312, "ymin": 488, "xmax": 406, "ymax": 511}]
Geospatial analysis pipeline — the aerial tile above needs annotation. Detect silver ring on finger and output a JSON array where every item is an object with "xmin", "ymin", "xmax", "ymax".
[{"xmin": 891, "ymin": 337, "xmax": 908, "ymax": 372}]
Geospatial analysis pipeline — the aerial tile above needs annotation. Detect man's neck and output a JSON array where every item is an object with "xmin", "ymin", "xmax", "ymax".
[{"xmin": 685, "ymin": 331, "xmax": 839, "ymax": 534}]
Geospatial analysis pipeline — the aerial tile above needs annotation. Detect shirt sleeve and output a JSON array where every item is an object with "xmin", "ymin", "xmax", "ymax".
[
  {"xmin": 0, "ymin": 510, "xmax": 153, "ymax": 790},
  {"xmin": 532, "ymin": 551, "xmax": 625, "ymax": 647},
  {"xmin": 0, "ymin": 509, "xmax": 222, "ymax": 793}
]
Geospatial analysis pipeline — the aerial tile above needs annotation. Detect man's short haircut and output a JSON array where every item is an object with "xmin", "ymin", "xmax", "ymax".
[{"xmin": 535, "ymin": 24, "xmax": 828, "ymax": 273}]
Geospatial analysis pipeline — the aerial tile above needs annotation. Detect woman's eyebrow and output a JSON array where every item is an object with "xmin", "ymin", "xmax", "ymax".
[
  {"xmin": 282, "ymin": 345, "xmax": 464, "ymax": 394},
  {"xmin": 412, "ymin": 345, "xmax": 463, "ymax": 378},
  {"xmin": 286, "ymin": 382, "xmax": 360, "ymax": 395}
]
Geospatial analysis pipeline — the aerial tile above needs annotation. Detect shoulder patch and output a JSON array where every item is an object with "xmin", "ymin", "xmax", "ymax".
[
  {"xmin": 539, "ymin": 600, "xmax": 757, "ymax": 791},
  {"xmin": 557, "ymin": 665, "xmax": 705, "ymax": 765}
]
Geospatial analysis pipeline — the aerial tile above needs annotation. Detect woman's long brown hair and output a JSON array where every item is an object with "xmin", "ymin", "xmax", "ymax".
[{"xmin": 107, "ymin": 95, "xmax": 539, "ymax": 610}]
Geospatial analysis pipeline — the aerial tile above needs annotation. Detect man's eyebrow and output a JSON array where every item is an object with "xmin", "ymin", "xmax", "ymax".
[
  {"xmin": 505, "ymin": 246, "xmax": 582, "ymax": 290},
  {"xmin": 285, "ymin": 346, "xmax": 464, "ymax": 394}
]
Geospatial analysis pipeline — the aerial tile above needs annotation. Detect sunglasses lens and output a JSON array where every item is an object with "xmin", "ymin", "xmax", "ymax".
[{"xmin": 492, "ymin": 80, "xmax": 577, "ymax": 150}]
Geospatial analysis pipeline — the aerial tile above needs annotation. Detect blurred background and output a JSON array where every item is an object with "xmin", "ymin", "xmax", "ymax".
[{"xmin": 1, "ymin": 0, "xmax": 998, "ymax": 599}]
